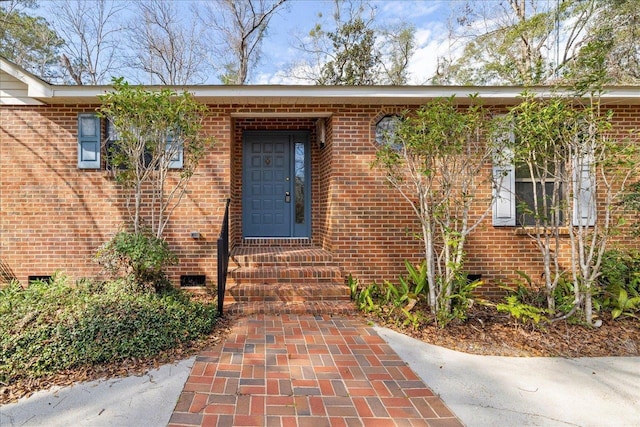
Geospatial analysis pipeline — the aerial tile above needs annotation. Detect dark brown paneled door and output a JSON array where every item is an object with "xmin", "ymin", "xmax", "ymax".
[{"xmin": 242, "ymin": 131, "xmax": 310, "ymax": 238}]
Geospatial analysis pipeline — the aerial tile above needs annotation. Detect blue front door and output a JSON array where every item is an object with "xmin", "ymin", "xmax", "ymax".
[{"xmin": 242, "ymin": 131, "xmax": 310, "ymax": 238}]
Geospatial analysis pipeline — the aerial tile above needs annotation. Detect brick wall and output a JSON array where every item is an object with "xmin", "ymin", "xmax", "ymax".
[
  {"xmin": 0, "ymin": 105, "xmax": 231, "ymax": 286},
  {"xmin": 2, "ymin": 102, "xmax": 639, "ymax": 298}
]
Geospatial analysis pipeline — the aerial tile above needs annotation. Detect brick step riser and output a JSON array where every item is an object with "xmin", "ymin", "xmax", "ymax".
[
  {"xmin": 227, "ymin": 279, "xmax": 344, "ymax": 289},
  {"xmin": 225, "ymin": 295, "xmax": 351, "ymax": 303},
  {"xmin": 227, "ymin": 267, "xmax": 344, "ymax": 286},
  {"xmin": 231, "ymin": 259, "xmax": 336, "ymax": 269},
  {"xmin": 224, "ymin": 284, "xmax": 351, "ymax": 303},
  {"xmin": 223, "ymin": 301, "xmax": 356, "ymax": 316},
  {"xmin": 226, "ymin": 281, "xmax": 349, "ymax": 289},
  {"xmin": 229, "ymin": 270, "xmax": 343, "ymax": 280}
]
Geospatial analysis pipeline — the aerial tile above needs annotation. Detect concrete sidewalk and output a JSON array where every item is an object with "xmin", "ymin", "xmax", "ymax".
[
  {"xmin": 376, "ymin": 326, "xmax": 640, "ymax": 427},
  {"xmin": 0, "ymin": 358, "xmax": 195, "ymax": 427},
  {"xmin": 2, "ymin": 318, "xmax": 639, "ymax": 427}
]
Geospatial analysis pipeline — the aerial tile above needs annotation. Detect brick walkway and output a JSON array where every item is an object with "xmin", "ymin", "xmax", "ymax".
[{"xmin": 169, "ymin": 315, "xmax": 463, "ymax": 427}]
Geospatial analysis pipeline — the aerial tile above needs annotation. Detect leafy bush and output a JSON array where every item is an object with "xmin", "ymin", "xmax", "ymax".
[
  {"xmin": 0, "ymin": 275, "xmax": 217, "ymax": 384},
  {"xmin": 500, "ymin": 271, "xmax": 577, "ymax": 322},
  {"xmin": 600, "ymin": 249, "xmax": 640, "ymax": 295},
  {"xmin": 351, "ymin": 261, "xmax": 484, "ymax": 328},
  {"xmin": 599, "ymin": 249, "xmax": 640, "ymax": 319},
  {"xmin": 352, "ymin": 261, "xmax": 427, "ymax": 312},
  {"xmin": 439, "ymin": 275, "xmax": 484, "ymax": 326},
  {"xmin": 609, "ymin": 289, "xmax": 640, "ymax": 320},
  {"xmin": 94, "ymin": 230, "xmax": 177, "ymax": 291},
  {"xmin": 350, "ymin": 278, "xmax": 386, "ymax": 314},
  {"xmin": 496, "ymin": 293, "xmax": 549, "ymax": 327}
]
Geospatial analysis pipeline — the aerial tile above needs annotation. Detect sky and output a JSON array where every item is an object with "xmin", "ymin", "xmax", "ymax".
[
  {"xmin": 252, "ymin": 0, "xmax": 456, "ymax": 85},
  {"xmin": 32, "ymin": 0, "xmax": 462, "ymax": 85}
]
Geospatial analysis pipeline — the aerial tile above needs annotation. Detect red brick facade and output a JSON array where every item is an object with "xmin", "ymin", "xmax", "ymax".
[{"xmin": 2, "ymin": 85, "xmax": 639, "ymax": 298}]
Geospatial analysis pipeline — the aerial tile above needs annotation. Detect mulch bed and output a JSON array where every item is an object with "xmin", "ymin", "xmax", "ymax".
[{"xmin": 371, "ymin": 305, "xmax": 640, "ymax": 357}]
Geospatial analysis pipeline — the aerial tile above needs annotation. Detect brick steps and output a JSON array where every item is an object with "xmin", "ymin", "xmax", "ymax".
[
  {"xmin": 224, "ymin": 300, "xmax": 356, "ymax": 316},
  {"xmin": 223, "ymin": 246, "xmax": 355, "ymax": 316},
  {"xmin": 230, "ymin": 246, "xmax": 336, "ymax": 268},
  {"xmin": 224, "ymin": 282, "xmax": 350, "ymax": 303},
  {"xmin": 227, "ymin": 266, "xmax": 343, "ymax": 285}
]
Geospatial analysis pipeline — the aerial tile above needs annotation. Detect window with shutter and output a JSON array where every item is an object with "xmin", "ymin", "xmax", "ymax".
[
  {"xmin": 492, "ymin": 156, "xmax": 516, "ymax": 226},
  {"xmin": 493, "ymin": 154, "xmax": 595, "ymax": 227},
  {"xmin": 77, "ymin": 113, "xmax": 101, "ymax": 169},
  {"xmin": 491, "ymin": 114, "xmax": 596, "ymax": 228},
  {"xmin": 572, "ymin": 152, "xmax": 596, "ymax": 226},
  {"xmin": 166, "ymin": 135, "xmax": 183, "ymax": 169}
]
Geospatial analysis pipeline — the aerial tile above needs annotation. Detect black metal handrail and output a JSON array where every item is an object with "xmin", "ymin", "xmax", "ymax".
[{"xmin": 217, "ymin": 198, "xmax": 231, "ymax": 316}]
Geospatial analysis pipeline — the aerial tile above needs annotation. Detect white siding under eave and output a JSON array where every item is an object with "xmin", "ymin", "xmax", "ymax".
[{"xmin": 0, "ymin": 72, "xmax": 44, "ymax": 105}]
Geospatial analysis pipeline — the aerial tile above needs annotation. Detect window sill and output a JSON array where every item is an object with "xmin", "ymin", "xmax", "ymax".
[{"xmin": 514, "ymin": 227, "xmax": 570, "ymax": 237}]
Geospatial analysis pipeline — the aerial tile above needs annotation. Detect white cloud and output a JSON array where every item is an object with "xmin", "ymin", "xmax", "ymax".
[
  {"xmin": 406, "ymin": 23, "xmax": 460, "ymax": 84},
  {"xmin": 253, "ymin": 61, "xmax": 318, "ymax": 85},
  {"xmin": 250, "ymin": 0, "xmax": 463, "ymax": 85}
]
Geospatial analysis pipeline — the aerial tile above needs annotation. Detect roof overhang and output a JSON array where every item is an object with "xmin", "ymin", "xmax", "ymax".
[
  {"xmin": 3, "ymin": 57, "xmax": 640, "ymax": 107},
  {"xmin": 0, "ymin": 60, "xmax": 52, "ymax": 96},
  {"xmin": 30, "ymin": 84, "xmax": 640, "ymax": 106},
  {"xmin": 29, "ymin": 85, "xmax": 640, "ymax": 106}
]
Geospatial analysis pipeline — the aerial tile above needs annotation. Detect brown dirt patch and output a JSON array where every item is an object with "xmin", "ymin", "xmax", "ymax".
[{"xmin": 369, "ymin": 305, "xmax": 640, "ymax": 357}]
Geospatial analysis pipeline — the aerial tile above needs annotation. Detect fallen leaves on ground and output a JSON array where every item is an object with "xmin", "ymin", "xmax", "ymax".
[{"xmin": 371, "ymin": 306, "xmax": 640, "ymax": 358}]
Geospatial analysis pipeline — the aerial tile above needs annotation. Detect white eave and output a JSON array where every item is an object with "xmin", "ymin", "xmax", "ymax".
[
  {"xmin": 31, "ymin": 84, "xmax": 640, "ymax": 106},
  {"xmin": 28, "ymin": 83, "xmax": 524, "ymax": 105},
  {"xmin": 0, "ymin": 58, "xmax": 53, "ymax": 104},
  {"xmin": 3, "ymin": 57, "xmax": 639, "ymax": 106}
]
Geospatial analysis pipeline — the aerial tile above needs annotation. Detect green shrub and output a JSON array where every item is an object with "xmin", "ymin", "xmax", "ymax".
[
  {"xmin": 94, "ymin": 230, "xmax": 177, "ymax": 292},
  {"xmin": 600, "ymin": 249, "xmax": 640, "ymax": 295},
  {"xmin": 496, "ymin": 294, "xmax": 549, "ymax": 327},
  {"xmin": 351, "ymin": 280, "xmax": 386, "ymax": 314},
  {"xmin": 351, "ymin": 262, "xmax": 428, "ymax": 313},
  {"xmin": 496, "ymin": 274, "xmax": 551, "ymax": 327},
  {"xmin": 0, "ymin": 275, "xmax": 217, "ymax": 384},
  {"xmin": 350, "ymin": 261, "xmax": 431, "ymax": 327},
  {"xmin": 439, "ymin": 275, "xmax": 484, "ymax": 326},
  {"xmin": 552, "ymin": 276, "xmax": 578, "ymax": 316},
  {"xmin": 350, "ymin": 262, "xmax": 484, "ymax": 328},
  {"xmin": 599, "ymin": 249, "xmax": 640, "ymax": 318},
  {"xmin": 610, "ymin": 289, "xmax": 640, "ymax": 320}
]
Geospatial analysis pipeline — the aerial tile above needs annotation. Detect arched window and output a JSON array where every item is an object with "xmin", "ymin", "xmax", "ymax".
[{"xmin": 375, "ymin": 114, "xmax": 401, "ymax": 147}]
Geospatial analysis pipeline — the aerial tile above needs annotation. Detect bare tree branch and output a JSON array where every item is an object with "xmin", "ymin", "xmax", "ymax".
[
  {"xmin": 52, "ymin": 0, "xmax": 128, "ymax": 85},
  {"xmin": 126, "ymin": 0, "xmax": 207, "ymax": 85},
  {"xmin": 199, "ymin": 0, "xmax": 288, "ymax": 84}
]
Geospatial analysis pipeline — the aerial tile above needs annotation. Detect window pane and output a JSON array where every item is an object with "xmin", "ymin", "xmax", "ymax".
[
  {"xmin": 516, "ymin": 182, "xmax": 564, "ymax": 226},
  {"xmin": 375, "ymin": 115, "xmax": 401, "ymax": 147},
  {"xmin": 107, "ymin": 119, "xmax": 118, "ymax": 141},
  {"xmin": 295, "ymin": 142, "xmax": 305, "ymax": 225},
  {"xmin": 516, "ymin": 162, "xmax": 558, "ymax": 179},
  {"xmin": 80, "ymin": 116, "xmax": 97, "ymax": 137},
  {"xmin": 515, "ymin": 163, "xmax": 530, "ymax": 179}
]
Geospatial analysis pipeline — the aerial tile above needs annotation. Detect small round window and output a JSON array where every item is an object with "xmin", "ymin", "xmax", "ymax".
[{"xmin": 375, "ymin": 114, "xmax": 401, "ymax": 146}]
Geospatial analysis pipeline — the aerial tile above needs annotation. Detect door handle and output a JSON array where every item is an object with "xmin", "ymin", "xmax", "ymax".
[{"xmin": 285, "ymin": 192, "xmax": 291, "ymax": 203}]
